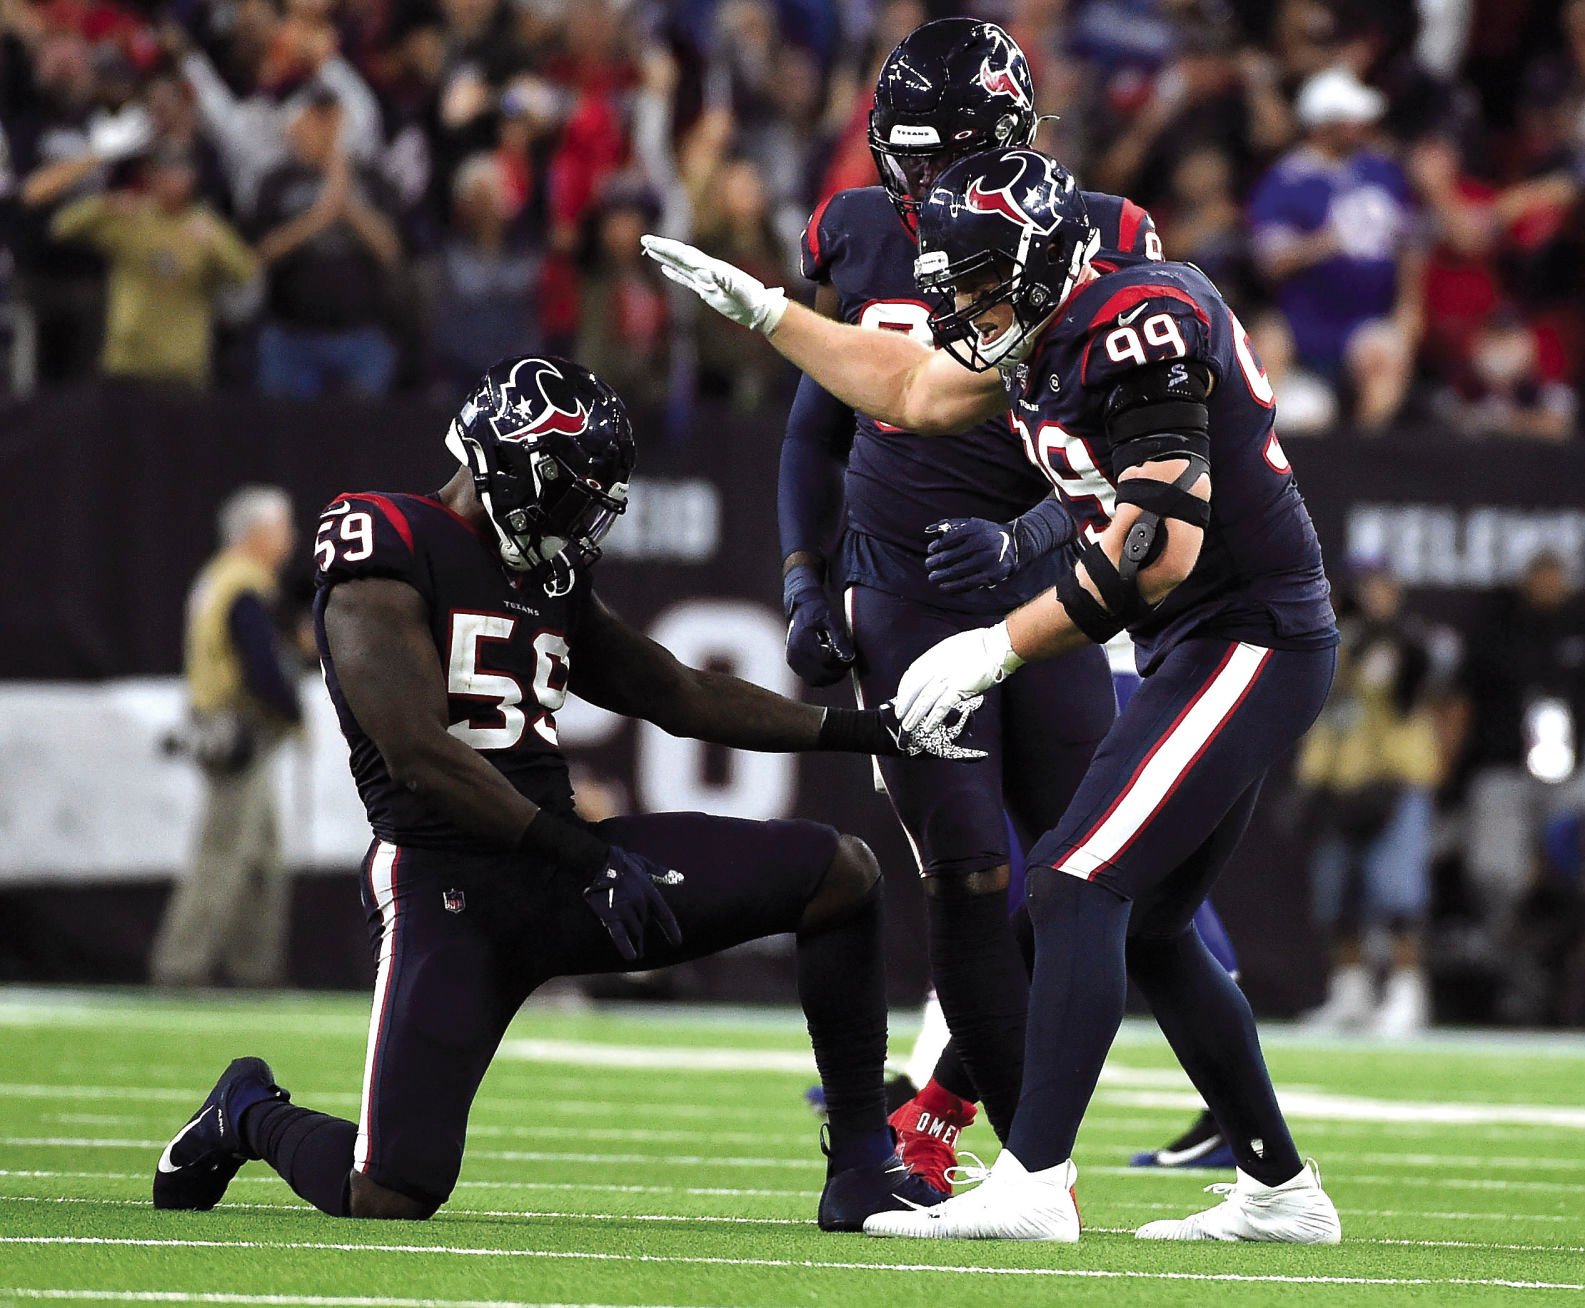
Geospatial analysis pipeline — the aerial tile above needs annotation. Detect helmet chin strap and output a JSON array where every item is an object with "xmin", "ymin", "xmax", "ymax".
[
  {"xmin": 993, "ymin": 225, "xmax": 1101, "ymax": 372},
  {"xmin": 450, "ymin": 423, "xmax": 541, "ymax": 575}
]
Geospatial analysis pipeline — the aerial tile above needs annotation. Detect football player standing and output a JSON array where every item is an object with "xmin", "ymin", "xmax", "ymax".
[
  {"xmin": 646, "ymin": 147, "xmax": 1344, "ymax": 1243},
  {"xmin": 781, "ymin": 17, "xmax": 1239, "ymax": 1184},
  {"xmin": 150, "ymin": 356, "xmax": 977, "ymax": 1229}
]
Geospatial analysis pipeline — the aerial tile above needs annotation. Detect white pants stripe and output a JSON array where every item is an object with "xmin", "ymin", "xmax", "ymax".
[
  {"xmin": 1057, "ymin": 641, "xmax": 1271, "ymax": 880},
  {"xmin": 353, "ymin": 840, "xmax": 401, "ymax": 1175}
]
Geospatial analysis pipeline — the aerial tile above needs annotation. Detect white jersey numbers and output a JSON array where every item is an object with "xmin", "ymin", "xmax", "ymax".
[
  {"xmin": 315, "ymin": 507, "xmax": 374, "ymax": 570},
  {"xmin": 1008, "ymin": 410, "xmax": 1116, "ymax": 542},
  {"xmin": 445, "ymin": 613, "xmax": 570, "ymax": 750},
  {"xmin": 1104, "ymin": 312, "xmax": 1188, "ymax": 368}
]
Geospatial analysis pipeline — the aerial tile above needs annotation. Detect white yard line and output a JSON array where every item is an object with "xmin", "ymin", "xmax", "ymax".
[
  {"xmin": 9, "ymin": 1047, "xmax": 1585, "ymax": 1128},
  {"xmin": 1094, "ymin": 1088, "xmax": 1585, "ymax": 1130},
  {"xmin": 0, "ymin": 1237, "xmax": 1580, "ymax": 1292},
  {"xmin": 21, "ymin": 1111, "xmax": 1568, "ymax": 1163}
]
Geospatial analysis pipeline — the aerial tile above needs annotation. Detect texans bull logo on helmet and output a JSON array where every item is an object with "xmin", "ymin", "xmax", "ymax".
[
  {"xmin": 960, "ymin": 150, "xmax": 1070, "ymax": 235},
  {"xmin": 484, "ymin": 359, "xmax": 592, "ymax": 443},
  {"xmin": 977, "ymin": 46, "xmax": 1031, "ymax": 110}
]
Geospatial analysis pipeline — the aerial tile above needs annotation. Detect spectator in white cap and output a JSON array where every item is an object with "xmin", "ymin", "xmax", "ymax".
[{"xmin": 1248, "ymin": 65, "xmax": 1423, "ymax": 430}]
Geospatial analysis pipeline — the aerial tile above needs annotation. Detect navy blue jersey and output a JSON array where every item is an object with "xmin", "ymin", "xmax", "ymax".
[
  {"xmin": 313, "ymin": 492, "xmax": 587, "ymax": 849},
  {"xmin": 1006, "ymin": 261, "xmax": 1337, "ymax": 673},
  {"xmin": 800, "ymin": 185, "xmax": 1160, "ymax": 613}
]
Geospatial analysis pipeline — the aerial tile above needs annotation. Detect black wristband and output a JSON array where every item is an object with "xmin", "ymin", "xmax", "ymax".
[
  {"xmin": 515, "ymin": 809, "xmax": 610, "ymax": 880},
  {"xmin": 818, "ymin": 706, "xmax": 902, "ymax": 757}
]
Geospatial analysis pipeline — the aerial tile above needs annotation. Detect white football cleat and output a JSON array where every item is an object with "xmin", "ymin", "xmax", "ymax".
[
  {"xmin": 862, "ymin": 1150, "xmax": 1081, "ymax": 1241},
  {"xmin": 1135, "ymin": 1159, "xmax": 1341, "ymax": 1243}
]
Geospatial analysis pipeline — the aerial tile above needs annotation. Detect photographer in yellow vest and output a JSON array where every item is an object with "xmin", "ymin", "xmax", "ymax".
[{"xmin": 151, "ymin": 486, "xmax": 304, "ymax": 988}]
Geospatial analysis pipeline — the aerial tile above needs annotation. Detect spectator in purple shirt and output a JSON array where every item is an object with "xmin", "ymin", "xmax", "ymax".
[{"xmin": 1249, "ymin": 66, "xmax": 1423, "ymax": 429}]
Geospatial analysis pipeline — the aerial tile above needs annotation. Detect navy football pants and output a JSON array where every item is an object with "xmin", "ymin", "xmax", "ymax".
[
  {"xmin": 1029, "ymin": 637, "xmax": 1337, "ymax": 928},
  {"xmin": 845, "ymin": 584, "xmax": 1116, "ymax": 876},
  {"xmin": 353, "ymin": 813, "xmax": 837, "ymax": 1204}
]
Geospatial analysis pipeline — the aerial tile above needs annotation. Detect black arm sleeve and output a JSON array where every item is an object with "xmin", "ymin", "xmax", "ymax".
[
  {"xmin": 777, "ymin": 371, "xmax": 854, "ymax": 562},
  {"xmin": 228, "ymin": 592, "xmax": 302, "ymax": 723}
]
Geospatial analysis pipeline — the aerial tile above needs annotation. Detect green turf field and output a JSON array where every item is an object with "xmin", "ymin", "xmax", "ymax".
[{"xmin": 1, "ymin": 989, "xmax": 1582, "ymax": 1307}]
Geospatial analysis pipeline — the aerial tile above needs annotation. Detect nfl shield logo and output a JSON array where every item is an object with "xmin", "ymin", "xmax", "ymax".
[{"xmin": 442, "ymin": 888, "xmax": 466, "ymax": 914}]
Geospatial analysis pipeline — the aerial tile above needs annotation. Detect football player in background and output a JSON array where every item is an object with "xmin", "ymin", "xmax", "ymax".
[
  {"xmin": 781, "ymin": 17, "xmax": 1237, "ymax": 1183},
  {"xmin": 645, "ymin": 147, "xmax": 1343, "ymax": 1243},
  {"xmin": 150, "ymin": 356, "xmax": 978, "ymax": 1230}
]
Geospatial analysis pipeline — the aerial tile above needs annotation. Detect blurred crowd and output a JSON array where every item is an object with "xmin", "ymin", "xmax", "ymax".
[{"xmin": 0, "ymin": 0, "xmax": 1580, "ymax": 434}]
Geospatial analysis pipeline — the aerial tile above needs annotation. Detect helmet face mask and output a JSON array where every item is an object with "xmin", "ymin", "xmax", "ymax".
[
  {"xmin": 915, "ymin": 149, "xmax": 1100, "ymax": 372},
  {"xmin": 917, "ymin": 249, "xmax": 1028, "ymax": 370},
  {"xmin": 446, "ymin": 356, "xmax": 635, "ymax": 591},
  {"xmin": 869, "ymin": 19, "xmax": 1038, "ymax": 221}
]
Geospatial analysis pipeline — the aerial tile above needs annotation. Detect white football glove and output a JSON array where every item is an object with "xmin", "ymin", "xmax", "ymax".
[
  {"xmin": 88, "ymin": 106, "xmax": 155, "ymax": 163},
  {"xmin": 640, "ymin": 234, "xmax": 788, "ymax": 335},
  {"xmin": 895, "ymin": 623, "xmax": 1026, "ymax": 736}
]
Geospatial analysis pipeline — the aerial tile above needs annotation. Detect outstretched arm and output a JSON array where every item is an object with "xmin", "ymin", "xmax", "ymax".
[
  {"xmin": 571, "ymin": 596, "xmax": 980, "ymax": 758},
  {"xmin": 642, "ymin": 234, "xmax": 1004, "ymax": 434},
  {"xmin": 571, "ymin": 595, "xmax": 831, "ymax": 751}
]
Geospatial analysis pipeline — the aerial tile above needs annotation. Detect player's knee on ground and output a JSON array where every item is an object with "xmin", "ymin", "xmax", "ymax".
[
  {"xmin": 923, "ymin": 862, "xmax": 1010, "ymax": 900},
  {"xmin": 349, "ymin": 1171, "xmax": 443, "ymax": 1221},
  {"xmin": 800, "ymin": 833, "xmax": 880, "ymax": 931}
]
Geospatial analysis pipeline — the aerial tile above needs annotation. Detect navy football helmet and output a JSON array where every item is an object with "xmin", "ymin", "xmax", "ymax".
[
  {"xmin": 445, "ymin": 356, "xmax": 634, "ymax": 591},
  {"xmin": 869, "ymin": 19, "xmax": 1038, "ymax": 221},
  {"xmin": 915, "ymin": 147, "xmax": 1100, "ymax": 370}
]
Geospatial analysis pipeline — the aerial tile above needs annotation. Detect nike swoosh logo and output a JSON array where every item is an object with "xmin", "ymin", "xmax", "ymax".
[
  {"xmin": 156, "ymin": 1108, "xmax": 212, "ymax": 1174},
  {"xmin": 1118, "ymin": 303, "xmax": 1148, "ymax": 326}
]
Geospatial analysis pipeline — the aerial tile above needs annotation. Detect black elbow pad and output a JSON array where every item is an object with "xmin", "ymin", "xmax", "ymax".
[{"xmin": 1103, "ymin": 360, "xmax": 1212, "ymax": 471}]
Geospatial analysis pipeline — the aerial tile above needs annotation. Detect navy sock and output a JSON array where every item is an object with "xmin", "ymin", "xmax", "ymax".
[
  {"xmin": 928, "ymin": 1041, "xmax": 978, "ymax": 1104},
  {"xmin": 798, "ymin": 882, "xmax": 891, "ymax": 1171},
  {"xmin": 241, "ymin": 1101, "xmax": 356, "ymax": 1216},
  {"xmin": 1007, "ymin": 871, "xmax": 1131, "ymax": 1171},
  {"xmin": 925, "ymin": 883, "xmax": 1028, "ymax": 1142},
  {"xmin": 1127, "ymin": 927, "xmax": 1302, "ymax": 1185}
]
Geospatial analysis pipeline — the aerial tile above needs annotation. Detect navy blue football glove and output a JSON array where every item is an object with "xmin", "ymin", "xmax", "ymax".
[
  {"xmin": 783, "ymin": 561, "xmax": 856, "ymax": 687},
  {"xmin": 583, "ymin": 846, "xmax": 684, "ymax": 963},
  {"xmin": 925, "ymin": 499, "xmax": 1076, "ymax": 595}
]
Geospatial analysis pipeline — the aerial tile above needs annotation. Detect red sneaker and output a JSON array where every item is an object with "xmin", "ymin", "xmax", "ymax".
[{"xmin": 887, "ymin": 1078, "xmax": 977, "ymax": 1193}]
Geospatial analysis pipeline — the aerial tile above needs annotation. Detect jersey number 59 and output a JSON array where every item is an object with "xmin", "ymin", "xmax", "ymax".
[
  {"xmin": 446, "ymin": 612, "xmax": 569, "ymax": 749},
  {"xmin": 315, "ymin": 509, "xmax": 374, "ymax": 568}
]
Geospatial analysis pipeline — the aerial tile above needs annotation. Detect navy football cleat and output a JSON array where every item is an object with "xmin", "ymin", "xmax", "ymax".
[
  {"xmin": 1130, "ymin": 1108, "xmax": 1237, "ymax": 1170},
  {"xmin": 152, "ymin": 1057, "xmax": 289, "ymax": 1210},
  {"xmin": 817, "ymin": 1135, "xmax": 950, "ymax": 1233}
]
